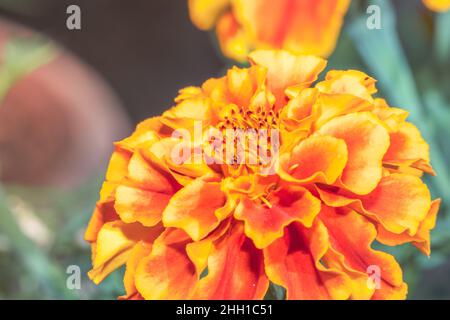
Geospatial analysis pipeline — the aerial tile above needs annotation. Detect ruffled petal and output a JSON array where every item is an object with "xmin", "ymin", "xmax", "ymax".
[
  {"xmin": 135, "ymin": 228, "xmax": 197, "ymax": 299},
  {"xmin": 263, "ymin": 221, "xmax": 352, "ymax": 299},
  {"xmin": 317, "ymin": 173, "xmax": 432, "ymax": 236},
  {"xmin": 127, "ymin": 151, "xmax": 176, "ymax": 194},
  {"xmin": 192, "ymin": 222, "xmax": 269, "ymax": 299},
  {"xmin": 121, "ymin": 241, "xmax": 153, "ymax": 299},
  {"xmin": 114, "ymin": 185, "xmax": 171, "ymax": 227},
  {"xmin": 88, "ymin": 221, "xmax": 162, "ymax": 284},
  {"xmin": 161, "ymin": 97, "xmax": 217, "ymax": 130},
  {"xmin": 142, "ymin": 137, "xmax": 216, "ymax": 186},
  {"xmin": 319, "ymin": 206, "xmax": 407, "ymax": 299},
  {"xmin": 248, "ymin": 49, "xmax": 326, "ymax": 108},
  {"xmin": 281, "ymin": 88, "xmax": 318, "ymax": 131},
  {"xmin": 234, "ymin": 187, "xmax": 321, "ymax": 248},
  {"xmin": 312, "ymin": 93, "xmax": 373, "ymax": 129},
  {"xmin": 372, "ymin": 99, "xmax": 408, "ymax": 131},
  {"xmin": 105, "ymin": 149, "xmax": 132, "ymax": 182},
  {"xmin": 316, "ymin": 70, "xmax": 377, "ymax": 101},
  {"xmin": 115, "ymin": 117, "xmax": 162, "ymax": 152},
  {"xmin": 225, "ymin": 65, "xmax": 268, "ymax": 107},
  {"xmin": 186, "ymin": 218, "xmax": 231, "ymax": 276},
  {"xmin": 318, "ymin": 112, "xmax": 390, "ymax": 195},
  {"xmin": 278, "ymin": 135, "xmax": 348, "ymax": 185},
  {"xmin": 377, "ymin": 199, "xmax": 441, "ymax": 256},
  {"xmin": 162, "ymin": 175, "xmax": 226, "ymax": 241},
  {"xmin": 85, "ymin": 209, "xmax": 116, "ymax": 244},
  {"xmin": 84, "ymin": 189, "xmax": 119, "ymax": 242},
  {"xmin": 383, "ymin": 122, "xmax": 432, "ymax": 174},
  {"xmin": 357, "ymin": 174, "xmax": 431, "ymax": 236}
]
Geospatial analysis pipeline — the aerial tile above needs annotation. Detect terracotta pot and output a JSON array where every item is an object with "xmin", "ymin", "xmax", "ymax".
[{"xmin": 0, "ymin": 20, "xmax": 131, "ymax": 186}]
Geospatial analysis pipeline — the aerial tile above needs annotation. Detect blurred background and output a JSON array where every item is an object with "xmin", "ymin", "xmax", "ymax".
[{"xmin": 0, "ymin": 0, "xmax": 449, "ymax": 299}]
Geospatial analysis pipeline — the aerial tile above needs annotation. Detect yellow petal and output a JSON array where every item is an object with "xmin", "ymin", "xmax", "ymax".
[
  {"xmin": 188, "ymin": 0, "xmax": 231, "ymax": 30},
  {"xmin": 318, "ymin": 112, "xmax": 390, "ymax": 195},
  {"xmin": 162, "ymin": 175, "xmax": 226, "ymax": 241},
  {"xmin": 248, "ymin": 49, "xmax": 326, "ymax": 108},
  {"xmin": 88, "ymin": 221, "xmax": 162, "ymax": 284},
  {"xmin": 423, "ymin": 0, "xmax": 450, "ymax": 12}
]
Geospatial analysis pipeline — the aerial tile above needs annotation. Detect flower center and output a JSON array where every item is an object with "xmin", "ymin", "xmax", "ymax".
[
  {"xmin": 214, "ymin": 105, "xmax": 280, "ymax": 174},
  {"xmin": 217, "ymin": 104, "xmax": 280, "ymax": 131}
]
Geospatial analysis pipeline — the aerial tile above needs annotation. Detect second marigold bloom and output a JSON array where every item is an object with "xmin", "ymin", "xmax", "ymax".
[
  {"xmin": 423, "ymin": 0, "xmax": 450, "ymax": 12},
  {"xmin": 188, "ymin": 0, "xmax": 350, "ymax": 62},
  {"xmin": 86, "ymin": 49, "xmax": 439, "ymax": 300}
]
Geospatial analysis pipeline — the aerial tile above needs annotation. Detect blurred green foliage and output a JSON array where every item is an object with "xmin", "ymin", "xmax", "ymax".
[{"xmin": 0, "ymin": 37, "xmax": 55, "ymax": 100}]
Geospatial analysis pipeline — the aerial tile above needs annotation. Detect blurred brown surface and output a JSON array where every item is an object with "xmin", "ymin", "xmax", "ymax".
[
  {"xmin": 0, "ymin": 20, "xmax": 130, "ymax": 186},
  {"xmin": 0, "ymin": 0, "xmax": 224, "ymax": 185},
  {"xmin": 0, "ymin": 0, "xmax": 224, "ymax": 122}
]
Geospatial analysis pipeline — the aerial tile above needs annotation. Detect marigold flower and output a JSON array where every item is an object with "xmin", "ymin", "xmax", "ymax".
[
  {"xmin": 86, "ymin": 49, "xmax": 439, "ymax": 300},
  {"xmin": 423, "ymin": 0, "xmax": 450, "ymax": 12},
  {"xmin": 188, "ymin": 0, "xmax": 350, "ymax": 62}
]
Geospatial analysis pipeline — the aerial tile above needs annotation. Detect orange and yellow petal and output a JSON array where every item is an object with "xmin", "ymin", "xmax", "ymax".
[
  {"xmin": 127, "ymin": 151, "xmax": 176, "ymax": 194},
  {"xmin": 278, "ymin": 135, "xmax": 348, "ymax": 185},
  {"xmin": 188, "ymin": 0, "xmax": 231, "ymax": 30},
  {"xmin": 376, "ymin": 199, "xmax": 441, "ymax": 256},
  {"xmin": 317, "ymin": 173, "xmax": 432, "ymax": 237},
  {"xmin": 135, "ymin": 228, "xmax": 197, "ymax": 299},
  {"xmin": 316, "ymin": 70, "xmax": 377, "ymax": 101},
  {"xmin": 233, "ymin": 0, "xmax": 350, "ymax": 58},
  {"xmin": 86, "ymin": 48, "xmax": 438, "ymax": 300},
  {"xmin": 141, "ymin": 137, "xmax": 215, "ymax": 186},
  {"xmin": 234, "ymin": 187, "xmax": 321, "ymax": 248},
  {"xmin": 186, "ymin": 218, "xmax": 231, "ymax": 276},
  {"xmin": 121, "ymin": 241, "xmax": 153, "ymax": 299},
  {"xmin": 105, "ymin": 149, "xmax": 132, "ymax": 183},
  {"xmin": 114, "ymin": 185, "xmax": 171, "ymax": 227},
  {"xmin": 88, "ymin": 221, "xmax": 162, "ymax": 284},
  {"xmin": 312, "ymin": 93, "xmax": 373, "ymax": 130},
  {"xmin": 224, "ymin": 65, "xmax": 267, "ymax": 108},
  {"xmin": 84, "ymin": 200, "xmax": 119, "ymax": 243},
  {"xmin": 162, "ymin": 175, "xmax": 226, "ymax": 241},
  {"xmin": 318, "ymin": 112, "xmax": 390, "ymax": 195},
  {"xmin": 249, "ymin": 49, "xmax": 326, "ymax": 108},
  {"xmin": 319, "ymin": 206, "xmax": 407, "ymax": 299},
  {"xmin": 192, "ymin": 223, "xmax": 269, "ymax": 299},
  {"xmin": 383, "ymin": 122, "xmax": 431, "ymax": 173},
  {"xmin": 264, "ymin": 221, "xmax": 351, "ymax": 299},
  {"xmin": 281, "ymin": 88, "xmax": 318, "ymax": 131},
  {"xmin": 161, "ymin": 97, "xmax": 217, "ymax": 130},
  {"xmin": 357, "ymin": 174, "xmax": 432, "ymax": 236},
  {"xmin": 115, "ymin": 117, "xmax": 162, "ymax": 152}
]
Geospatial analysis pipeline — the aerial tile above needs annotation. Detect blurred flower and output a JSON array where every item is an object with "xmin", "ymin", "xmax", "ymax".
[
  {"xmin": 188, "ymin": 0, "xmax": 350, "ymax": 62},
  {"xmin": 423, "ymin": 0, "xmax": 450, "ymax": 12},
  {"xmin": 86, "ymin": 49, "xmax": 439, "ymax": 300}
]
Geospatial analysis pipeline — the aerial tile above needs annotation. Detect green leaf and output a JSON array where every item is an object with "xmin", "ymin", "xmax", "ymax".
[
  {"xmin": 434, "ymin": 11, "xmax": 450, "ymax": 68},
  {"xmin": 264, "ymin": 282, "xmax": 286, "ymax": 300}
]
